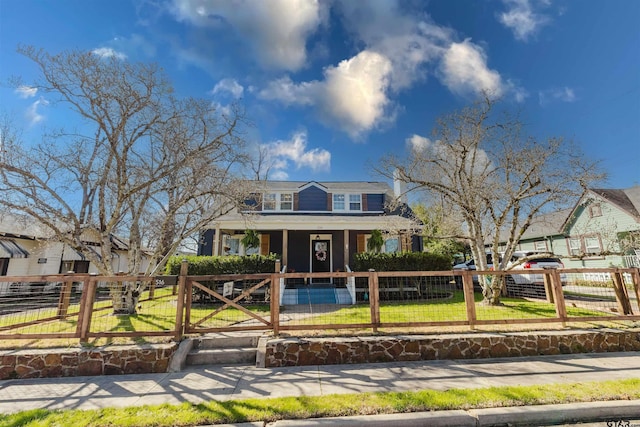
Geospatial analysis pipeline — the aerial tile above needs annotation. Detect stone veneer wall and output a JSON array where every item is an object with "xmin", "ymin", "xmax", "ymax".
[
  {"xmin": 0, "ymin": 343, "xmax": 177, "ymax": 380},
  {"xmin": 261, "ymin": 329, "xmax": 640, "ymax": 368}
]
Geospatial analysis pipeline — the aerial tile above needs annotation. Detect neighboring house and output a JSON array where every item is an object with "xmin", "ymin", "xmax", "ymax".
[
  {"xmin": 505, "ymin": 186, "xmax": 640, "ymax": 269},
  {"xmin": 198, "ymin": 180, "xmax": 422, "ymax": 277},
  {"xmin": 0, "ymin": 214, "xmax": 149, "ymax": 295}
]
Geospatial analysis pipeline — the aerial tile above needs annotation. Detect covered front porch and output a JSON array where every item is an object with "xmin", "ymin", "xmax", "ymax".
[{"xmin": 199, "ymin": 215, "xmax": 420, "ymax": 304}]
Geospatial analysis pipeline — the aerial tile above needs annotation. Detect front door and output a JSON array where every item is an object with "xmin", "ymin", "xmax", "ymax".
[{"xmin": 310, "ymin": 235, "xmax": 331, "ymax": 284}]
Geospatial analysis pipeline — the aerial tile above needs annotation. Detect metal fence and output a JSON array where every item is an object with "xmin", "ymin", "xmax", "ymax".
[{"xmin": 1, "ymin": 264, "xmax": 638, "ymax": 346}]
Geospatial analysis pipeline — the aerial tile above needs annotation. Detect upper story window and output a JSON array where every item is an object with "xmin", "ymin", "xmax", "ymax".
[
  {"xmin": 263, "ymin": 193, "xmax": 293, "ymax": 211},
  {"xmin": 333, "ymin": 193, "xmax": 361, "ymax": 211},
  {"xmin": 589, "ymin": 203, "xmax": 603, "ymax": 218},
  {"xmin": 349, "ymin": 194, "xmax": 361, "ymax": 210}
]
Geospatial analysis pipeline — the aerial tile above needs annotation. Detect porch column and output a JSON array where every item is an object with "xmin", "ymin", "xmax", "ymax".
[
  {"xmin": 282, "ymin": 229, "xmax": 288, "ymax": 267},
  {"xmin": 343, "ymin": 229, "xmax": 350, "ymax": 268},
  {"xmin": 213, "ymin": 224, "xmax": 221, "ymax": 256}
]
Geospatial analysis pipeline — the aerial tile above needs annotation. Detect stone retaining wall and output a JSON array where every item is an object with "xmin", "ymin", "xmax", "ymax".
[
  {"xmin": 0, "ymin": 343, "xmax": 177, "ymax": 380},
  {"xmin": 260, "ymin": 329, "xmax": 640, "ymax": 367}
]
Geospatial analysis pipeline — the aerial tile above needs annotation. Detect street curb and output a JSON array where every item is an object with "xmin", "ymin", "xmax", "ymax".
[
  {"xmin": 471, "ymin": 400, "xmax": 640, "ymax": 426},
  {"xmin": 267, "ymin": 400, "xmax": 640, "ymax": 426}
]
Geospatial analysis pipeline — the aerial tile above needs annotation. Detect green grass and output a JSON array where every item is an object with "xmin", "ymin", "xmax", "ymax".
[
  {"xmin": 0, "ymin": 289, "xmax": 620, "ymax": 347},
  {"xmin": 297, "ymin": 291, "xmax": 609, "ymax": 325},
  {"xmin": 1, "ymin": 379, "xmax": 638, "ymax": 426}
]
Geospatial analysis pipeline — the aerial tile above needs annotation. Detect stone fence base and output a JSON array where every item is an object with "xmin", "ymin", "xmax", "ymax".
[
  {"xmin": 259, "ymin": 329, "xmax": 640, "ymax": 368},
  {"xmin": 0, "ymin": 343, "xmax": 177, "ymax": 380}
]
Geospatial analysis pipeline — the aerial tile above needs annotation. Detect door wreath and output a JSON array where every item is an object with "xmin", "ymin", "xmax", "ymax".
[{"xmin": 315, "ymin": 249, "xmax": 327, "ymax": 261}]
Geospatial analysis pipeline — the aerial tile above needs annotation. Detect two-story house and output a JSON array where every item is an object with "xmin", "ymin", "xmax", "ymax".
[
  {"xmin": 198, "ymin": 180, "xmax": 422, "ymax": 278},
  {"xmin": 500, "ymin": 186, "xmax": 640, "ymax": 269}
]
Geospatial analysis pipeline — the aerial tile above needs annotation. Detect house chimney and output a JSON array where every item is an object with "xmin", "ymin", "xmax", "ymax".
[{"xmin": 393, "ymin": 169, "xmax": 408, "ymax": 204}]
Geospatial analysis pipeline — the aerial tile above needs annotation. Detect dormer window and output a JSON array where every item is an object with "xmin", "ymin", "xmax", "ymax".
[
  {"xmin": 333, "ymin": 193, "xmax": 362, "ymax": 211},
  {"xmin": 263, "ymin": 193, "xmax": 293, "ymax": 211},
  {"xmin": 349, "ymin": 194, "xmax": 361, "ymax": 210}
]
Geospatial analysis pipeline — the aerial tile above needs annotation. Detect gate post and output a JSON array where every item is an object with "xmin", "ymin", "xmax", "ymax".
[
  {"xmin": 77, "ymin": 275, "xmax": 98, "ymax": 343},
  {"xmin": 368, "ymin": 270, "xmax": 380, "ymax": 332},
  {"xmin": 612, "ymin": 269, "xmax": 633, "ymax": 315},
  {"xmin": 462, "ymin": 270, "xmax": 476, "ymax": 330},
  {"xmin": 57, "ymin": 271, "xmax": 75, "ymax": 318},
  {"xmin": 551, "ymin": 269, "xmax": 568, "ymax": 327},
  {"xmin": 174, "ymin": 260, "xmax": 188, "ymax": 341},
  {"xmin": 271, "ymin": 273, "xmax": 280, "ymax": 336}
]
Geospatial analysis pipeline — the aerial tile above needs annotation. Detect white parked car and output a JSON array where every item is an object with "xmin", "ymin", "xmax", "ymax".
[
  {"xmin": 452, "ymin": 253, "xmax": 496, "ymax": 288},
  {"xmin": 505, "ymin": 251, "xmax": 566, "ymax": 297}
]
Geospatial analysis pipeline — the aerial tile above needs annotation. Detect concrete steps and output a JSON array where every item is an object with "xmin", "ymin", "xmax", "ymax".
[{"xmin": 170, "ymin": 332, "xmax": 263, "ymax": 371}]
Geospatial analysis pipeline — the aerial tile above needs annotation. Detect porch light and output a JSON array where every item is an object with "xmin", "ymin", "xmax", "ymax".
[{"xmin": 315, "ymin": 234, "xmax": 321, "ymax": 240}]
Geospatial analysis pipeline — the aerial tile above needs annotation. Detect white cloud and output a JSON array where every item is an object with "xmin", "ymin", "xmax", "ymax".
[
  {"xmin": 337, "ymin": 2, "xmax": 450, "ymax": 92},
  {"xmin": 438, "ymin": 40, "xmax": 504, "ymax": 97},
  {"xmin": 260, "ymin": 50, "xmax": 393, "ymax": 138},
  {"xmin": 538, "ymin": 86, "xmax": 577, "ymax": 105},
  {"xmin": 25, "ymin": 97, "xmax": 49, "ymax": 126},
  {"xmin": 91, "ymin": 47, "xmax": 127, "ymax": 60},
  {"xmin": 338, "ymin": 3, "xmax": 523, "ymax": 102},
  {"xmin": 15, "ymin": 86, "xmax": 38, "ymax": 99},
  {"xmin": 211, "ymin": 78, "xmax": 244, "ymax": 99},
  {"xmin": 170, "ymin": 0, "xmax": 326, "ymax": 71},
  {"xmin": 262, "ymin": 131, "xmax": 330, "ymax": 178},
  {"xmin": 407, "ymin": 134, "xmax": 432, "ymax": 153},
  {"xmin": 407, "ymin": 133, "xmax": 493, "ymax": 176},
  {"xmin": 498, "ymin": 0, "xmax": 551, "ymax": 41}
]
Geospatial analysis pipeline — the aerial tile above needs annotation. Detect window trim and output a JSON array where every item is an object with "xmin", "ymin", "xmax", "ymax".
[
  {"xmin": 263, "ymin": 193, "xmax": 293, "ymax": 211},
  {"xmin": 588, "ymin": 203, "xmax": 603, "ymax": 218},
  {"xmin": 533, "ymin": 240, "xmax": 548, "ymax": 251},
  {"xmin": 566, "ymin": 234, "xmax": 603, "ymax": 258},
  {"xmin": 223, "ymin": 234, "xmax": 261, "ymax": 256},
  {"xmin": 362, "ymin": 233, "xmax": 400, "ymax": 253},
  {"xmin": 332, "ymin": 193, "xmax": 362, "ymax": 212}
]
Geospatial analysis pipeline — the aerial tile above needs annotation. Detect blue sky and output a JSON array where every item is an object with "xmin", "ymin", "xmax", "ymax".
[{"xmin": 1, "ymin": 0, "xmax": 639, "ymax": 188}]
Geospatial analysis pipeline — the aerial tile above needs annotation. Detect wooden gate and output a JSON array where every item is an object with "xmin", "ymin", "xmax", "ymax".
[{"xmin": 183, "ymin": 274, "xmax": 277, "ymax": 334}]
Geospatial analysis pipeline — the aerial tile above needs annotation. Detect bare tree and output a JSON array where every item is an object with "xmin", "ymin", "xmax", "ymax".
[
  {"xmin": 377, "ymin": 96, "xmax": 604, "ymax": 305},
  {"xmin": 0, "ymin": 46, "xmax": 254, "ymax": 313}
]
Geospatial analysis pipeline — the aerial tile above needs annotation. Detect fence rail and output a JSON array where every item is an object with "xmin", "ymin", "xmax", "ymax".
[{"xmin": 0, "ymin": 265, "xmax": 639, "ymax": 345}]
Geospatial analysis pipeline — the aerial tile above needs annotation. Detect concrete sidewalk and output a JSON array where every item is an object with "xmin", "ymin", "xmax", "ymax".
[{"xmin": 1, "ymin": 352, "xmax": 639, "ymax": 425}]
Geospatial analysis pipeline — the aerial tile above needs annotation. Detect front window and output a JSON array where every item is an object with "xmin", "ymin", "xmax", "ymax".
[
  {"xmin": 568, "ymin": 238, "xmax": 581, "ymax": 256},
  {"xmin": 567, "ymin": 235, "xmax": 602, "ymax": 257},
  {"xmin": 384, "ymin": 237, "xmax": 399, "ymax": 253},
  {"xmin": 333, "ymin": 194, "xmax": 345, "ymax": 210},
  {"xmin": 589, "ymin": 203, "xmax": 603, "ymax": 218},
  {"xmin": 584, "ymin": 236, "xmax": 601, "ymax": 255},
  {"xmin": 533, "ymin": 240, "xmax": 547, "ymax": 251}
]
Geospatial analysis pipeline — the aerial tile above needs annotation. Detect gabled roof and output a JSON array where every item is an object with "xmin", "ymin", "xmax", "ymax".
[
  {"xmin": 257, "ymin": 180, "xmax": 394, "ymax": 195},
  {"xmin": 562, "ymin": 185, "xmax": 640, "ymax": 230},
  {"xmin": 519, "ymin": 208, "xmax": 572, "ymax": 240},
  {"xmin": 589, "ymin": 187, "xmax": 640, "ymax": 220}
]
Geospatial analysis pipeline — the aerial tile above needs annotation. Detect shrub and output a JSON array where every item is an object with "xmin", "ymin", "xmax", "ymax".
[
  {"xmin": 164, "ymin": 254, "xmax": 279, "ymax": 275},
  {"xmin": 353, "ymin": 252, "xmax": 451, "ymax": 272}
]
